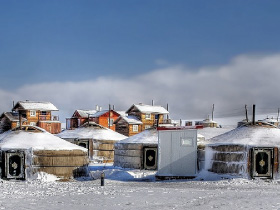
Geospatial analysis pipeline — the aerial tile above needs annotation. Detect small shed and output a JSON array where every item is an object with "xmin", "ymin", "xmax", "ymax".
[
  {"xmin": 0, "ymin": 126, "xmax": 88, "ymax": 180},
  {"xmin": 156, "ymin": 127, "xmax": 198, "ymax": 179},
  {"xmin": 57, "ymin": 122, "xmax": 127, "ymax": 163},
  {"xmin": 114, "ymin": 128, "xmax": 158, "ymax": 170},
  {"xmin": 205, "ymin": 125, "xmax": 280, "ymax": 179}
]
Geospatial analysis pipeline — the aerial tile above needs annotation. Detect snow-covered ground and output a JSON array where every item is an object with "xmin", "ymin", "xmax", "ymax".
[{"xmin": 1, "ymin": 164, "xmax": 280, "ymax": 209}]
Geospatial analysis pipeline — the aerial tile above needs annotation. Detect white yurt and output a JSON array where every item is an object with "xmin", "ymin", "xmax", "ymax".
[
  {"xmin": 204, "ymin": 125, "xmax": 280, "ymax": 179},
  {"xmin": 114, "ymin": 128, "xmax": 158, "ymax": 170},
  {"xmin": 0, "ymin": 126, "xmax": 88, "ymax": 180},
  {"xmin": 57, "ymin": 122, "xmax": 127, "ymax": 163}
]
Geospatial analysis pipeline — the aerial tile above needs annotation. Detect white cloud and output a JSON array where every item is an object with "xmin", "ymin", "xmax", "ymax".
[{"xmin": 1, "ymin": 53, "xmax": 280, "ymax": 123}]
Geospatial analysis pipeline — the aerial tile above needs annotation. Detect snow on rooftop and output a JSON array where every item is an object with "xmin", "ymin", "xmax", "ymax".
[
  {"xmin": 90, "ymin": 110, "xmax": 109, "ymax": 118},
  {"xmin": 0, "ymin": 130, "xmax": 87, "ymax": 151},
  {"xmin": 117, "ymin": 129, "xmax": 158, "ymax": 144},
  {"xmin": 76, "ymin": 109, "xmax": 97, "ymax": 118},
  {"xmin": 132, "ymin": 104, "xmax": 169, "ymax": 114},
  {"xmin": 207, "ymin": 126, "xmax": 280, "ymax": 147},
  {"xmin": 57, "ymin": 126, "xmax": 127, "ymax": 141},
  {"xmin": 121, "ymin": 116, "xmax": 142, "ymax": 124},
  {"xmin": 197, "ymin": 126, "xmax": 234, "ymax": 141},
  {"xmin": 14, "ymin": 101, "xmax": 58, "ymax": 111}
]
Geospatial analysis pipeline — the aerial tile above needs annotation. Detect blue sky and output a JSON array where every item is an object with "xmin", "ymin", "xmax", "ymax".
[{"xmin": 1, "ymin": 1, "xmax": 280, "ymax": 121}]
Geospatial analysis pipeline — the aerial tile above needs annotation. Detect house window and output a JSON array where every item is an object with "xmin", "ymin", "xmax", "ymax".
[
  {"xmin": 145, "ymin": 113, "xmax": 151, "ymax": 119},
  {"xmin": 132, "ymin": 125, "xmax": 139, "ymax": 132},
  {"xmin": 145, "ymin": 125, "xmax": 151, "ymax": 130},
  {"xmin": 30, "ymin": 122, "xmax": 36, "ymax": 126},
  {"xmin": 41, "ymin": 111, "xmax": 47, "ymax": 115},
  {"xmin": 108, "ymin": 118, "xmax": 114, "ymax": 126},
  {"xmin": 30, "ymin": 110, "xmax": 36, "ymax": 117}
]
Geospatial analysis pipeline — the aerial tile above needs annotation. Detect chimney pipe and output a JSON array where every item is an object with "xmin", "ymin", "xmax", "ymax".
[{"xmin": 252, "ymin": 104, "xmax": 256, "ymax": 125}]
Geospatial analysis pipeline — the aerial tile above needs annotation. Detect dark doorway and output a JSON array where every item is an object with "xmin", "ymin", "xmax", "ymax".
[
  {"xmin": 144, "ymin": 148, "xmax": 157, "ymax": 170},
  {"xmin": 252, "ymin": 148, "xmax": 273, "ymax": 178},
  {"xmin": 5, "ymin": 150, "xmax": 25, "ymax": 179}
]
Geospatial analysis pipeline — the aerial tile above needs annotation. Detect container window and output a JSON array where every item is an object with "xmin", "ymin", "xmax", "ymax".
[{"xmin": 181, "ymin": 138, "xmax": 193, "ymax": 146}]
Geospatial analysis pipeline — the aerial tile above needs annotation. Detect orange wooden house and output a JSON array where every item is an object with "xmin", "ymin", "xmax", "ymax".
[
  {"xmin": 2, "ymin": 100, "xmax": 62, "ymax": 134},
  {"xmin": 91, "ymin": 110, "xmax": 121, "ymax": 131}
]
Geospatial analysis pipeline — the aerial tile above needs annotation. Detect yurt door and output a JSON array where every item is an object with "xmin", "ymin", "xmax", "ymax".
[
  {"xmin": 0, "ymin": 150, "xmax": 2, "ymax": 178},
  {"xmin": 252, "ymin": 148, "xmax": 273, "ymax": 178},
  {"xmin": 144, "ymin": 148, "xmax": 157, "ymax": 170},
  {"xmin": 5, "ymin": 150, "xmax": 25, "ymax": 179}
]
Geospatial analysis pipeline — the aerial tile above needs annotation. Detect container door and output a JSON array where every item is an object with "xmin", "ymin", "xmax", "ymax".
[
  {"xmin": 252, "ymin": 148, "xmax": 273, "ymax": 178},
  {"xmin": 5, "ymin": 151, "xmax": 25, "ymax": 179},
  {"xmin": 144, "ymin": 148, "xmax": 157, "ymax": 170}
]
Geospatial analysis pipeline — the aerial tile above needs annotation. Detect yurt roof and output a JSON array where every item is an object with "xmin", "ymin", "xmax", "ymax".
[
  {"xmin": 117, "ymin": 128, "xmax": 158, "ymax": 144},
  {"xmin": 260, "ymin": 118, "xmax": 279, "ymax": 123},
  {"xmin": 0, "ymin": 126, "xmax": 87, "ymax": 151},
  {"xmin": 207, "ymin": 126, "xmax": 280, "ymax": 147},
  {"xmin": 57, "ymin": 124, "xmax": 127, "ymax": 141}
]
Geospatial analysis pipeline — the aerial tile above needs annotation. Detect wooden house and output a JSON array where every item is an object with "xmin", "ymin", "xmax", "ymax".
[
  {"xmin": 66, "ymin": 109, "xmax": 97, "ymax": 130},
  {"xmin": 9, "ymin": 101, "xmax": 61, "ymax": 134},
  {"xmin": 0, "ymin": 125, "xmax": 88, "ymax": 180},
  {"xmin": 91, "ymin": 110, "xmax": 121, "ymax": 131},
  {"xmin": 114, "ymin": 115, "xmax": 143, "ymax": 137},
  {"xmin": 115, "ymin": 103, "xmax": 169, "ymax": 136},
  {"xmin": 0, "ymin": 112, "xmax": 27, "ymax": 133}
]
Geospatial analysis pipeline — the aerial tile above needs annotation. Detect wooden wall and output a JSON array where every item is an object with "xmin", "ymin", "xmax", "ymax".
[{"xmin": 38, "ymin": 122, "xmax": 61, "ymax": 134}]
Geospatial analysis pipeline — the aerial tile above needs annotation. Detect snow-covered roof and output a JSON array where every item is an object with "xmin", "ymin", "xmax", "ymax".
[
  {"xmin": 57, "ymin": 126, "xmax": 127, "ymax": 141},
  {"xmin": 207, "ymin": 126, "xmax": 280, "ymax": 147},
  {"xmin": 203, "ymin": 118, "xmax": 218, "ymax": 124},
  {"xmin": 128, "ymin": 104, "xmax": 169, "ymax": 114},
  {"xmin": 115, "ymin": 111, "xmax": 127, "ymax": 117},
  {"xmin": 117, "ymin": 129, "xmax": 158, "ymax": 144},
  {"xmin": 198, "ymin": 126, "xmax": 234, "ymax": 141},
  {"xmin": 75, "ymin": 109, "xmax": 97, "ymax": 118},
  {"xmin": 13, "ymin": 101, "xmax": 59, "ymax": 111},
  {"xmin": 118, "ymin": 116, "xmax": 143, "ymax": 125},
  {"xmin": 91, "ymin": 110, "xmax": 109, "ymax": 118},
  {"xmin": 0, "ymin": 128, "xmax": 87, "ymax": 151}
]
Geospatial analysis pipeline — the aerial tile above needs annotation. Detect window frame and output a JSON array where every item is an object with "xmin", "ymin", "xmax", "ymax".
[
  {"xmin": 132, "ymin": 125, "xmax": 139, "ymax": 132},
  {"xmin": 145, "ymin": 113, "xmax": 151, "ymax": 120},
  {"xmin": 30, "ymin": 110, "xmax": 36, "ymax": 117}
]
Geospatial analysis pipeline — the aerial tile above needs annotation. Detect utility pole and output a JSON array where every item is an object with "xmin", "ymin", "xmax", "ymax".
[
  {"xmin": 108, "ymin": 104, "xmax": 111, "ymax": 129},
  {"xmin": 252, "ymin": 104, "xmax": 256, "ymax": 125}
]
